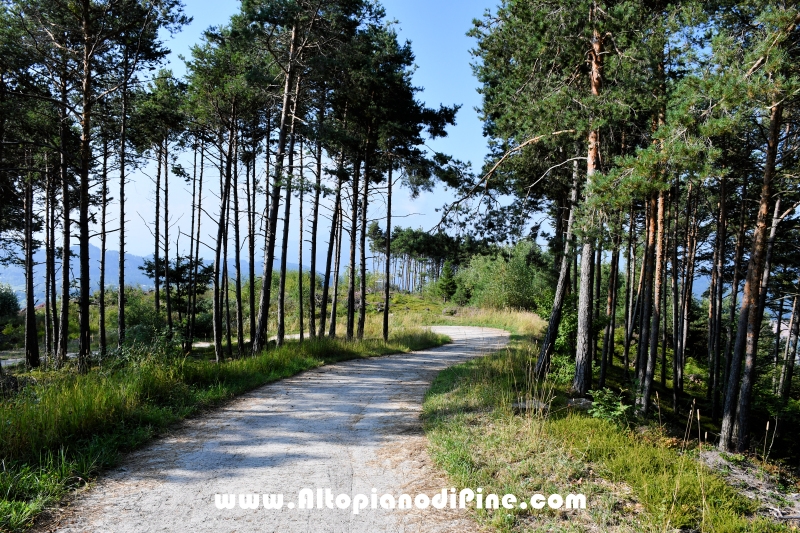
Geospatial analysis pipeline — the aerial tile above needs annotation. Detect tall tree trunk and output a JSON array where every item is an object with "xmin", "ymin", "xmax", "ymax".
[
  {"xmin": 537, "ymin": 158, "xmax": 579, "ymax": 376},
  {"xmin": 213, "ymin": 131, "xmax": 234, "ymax": 362},
  {"xmin": 329, "ymin": 199, "xmax": 343, "ymax": 337},
  {"xmin": 189, "ymin": 140, "xmax": 205, "ymax": 350},
  {"xmin": 99, "ymin": 135, "xmax": 108, "ymax": 358},
  {"xmin": 154, "ymin": 143, "xmax": 162, "ymax": 316},
  {"xmin": 357, "ymin": 150, "xmax": 370, "ymax": 340},
  {"xmin": 600, "ymin": 222, "xmax": 620, "ymax": 388},
  {"xmin": 164, "ymin": 138, "xmax": 173, "ymax": 333},
  {"xmin": 638, "ymin": 190, "xmax": 665, "ymax": 416},
  {"xmin": 78, "ymin": 1, "xmax": 94, "ymax": 372},
  {"xmin": 185, "ymin": 140, "xmax": 199, "ymax": 352},
  {"xmin": 720, "ymin": 102, "xmax": 782, "ymax": 452},
  {"xmin": 383, "ymin": 166, "xmax": 393, "ymax": 342},
  {"xmin": 277, "ymin": 106, "xmax": 299, "ymax": 346},
  {"xmin": 724, "ymin": 176, "xmax": 750, "ymax": 394},
  {"xmin": 309, "ymin": 104, "xmax": 323, "ymax": 339},
  {"xmin": 56, "ymin": 74, "xmax": 69, "ymax": 368},
  {"xmin": 779, "ymin": 294, "xmax": 799, "ymax": 399},
  {"xmin": 233, "ymin": 128, "xmax": 244, "ymax": 356},
  {"xmin": 24, "ymin": 175, "xmax": 40, "ymax": 369},
  {"xmin": 573, "ymin": 25, "xmax": 603, "ymax": 395},
  {"xmin": 118, "ymin": 50, "xmax": 129, "ymax": 348},
  {"xmin": 346, "ymin": 159, "xmax": 362, "ymax": 340},
  {"xmin": 320, "ymin": 177, "xmax": 341, "ymax": 337},
  {"xmin": 253, "ymin": 23, "xmax": 299, "ymax": 354},
  {"xmin": 777, "ymin": 296, "xmax": 793, "ymax": 394},
  {"xmin": 298, "ymin": 139, "xmax": 305, "ymax": 342},
  {"xmin": 622, "ymin": 205, "xmax": 636, "ymax": 375},
  {"xmin": 712, "ymin": 180, "xmax": 728, "ymax": 421}
]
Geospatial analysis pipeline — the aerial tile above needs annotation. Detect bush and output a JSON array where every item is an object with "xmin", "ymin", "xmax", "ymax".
[
  {"xmin": 454, "ymin": 241, "xmax": 553, "ymax": 312},
  {"xmin": 588, "ymin": 387, "xmax": 631, "ymax": 426}
]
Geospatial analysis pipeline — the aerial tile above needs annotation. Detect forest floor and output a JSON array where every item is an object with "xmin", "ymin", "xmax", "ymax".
[{"xmin": 27, "ymin": 326, "xmax": 509, "ymax": 533}]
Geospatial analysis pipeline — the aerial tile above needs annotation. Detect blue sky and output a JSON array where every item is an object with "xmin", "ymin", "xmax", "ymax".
[{"xmin": 114, "ymin": 0, "xmax": 499, "ymax": 263}]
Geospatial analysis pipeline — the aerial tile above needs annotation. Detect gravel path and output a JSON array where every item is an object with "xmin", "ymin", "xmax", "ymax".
[{"xmin": 41, "ymin": 326, "xmax": 509, "ymax": 533}]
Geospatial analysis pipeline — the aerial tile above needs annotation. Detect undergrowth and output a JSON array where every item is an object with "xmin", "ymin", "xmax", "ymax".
[{"xmin": 422, "ymin": 336, "xmax": 789, "ymax": 532}]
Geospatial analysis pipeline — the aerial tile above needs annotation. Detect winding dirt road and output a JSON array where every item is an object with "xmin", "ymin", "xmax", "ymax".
[{"xmin": 43, "ymin": 326, "xmax": 509, "ymax": 533}]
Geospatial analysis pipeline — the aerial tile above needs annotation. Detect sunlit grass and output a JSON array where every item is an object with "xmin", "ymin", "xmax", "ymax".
[
  {"xmin": 422, "ymin": 336, "xmax": 788, "ymax": 533},
  {"xmin": 0, "ymin": 328, "xmax": 447, "ymax": 532}
]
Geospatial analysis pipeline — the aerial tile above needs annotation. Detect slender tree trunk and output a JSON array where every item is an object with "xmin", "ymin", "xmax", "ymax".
[
  {"xmin": 383, "ymin": 166, "xmax": 393, "ymax": 342},
  {"xmin": 233, "ymin": 128, "xmax": 244, "ymax": 356},
  {"xmin": 298, "ymin": 138, "xmax": 305, "ymax": 342},
  {"xmin": 277, "ymin": 111, "xmax": 299, "ymax": 346},
  {"xmin": 253, "ymin": 23, "xmax": 299, "ymax": 354},
  {"xmin": 329, "ymin": 200, "xmax": 344, "ymax": 337},
  {"xmin": 224, "ymin": 171, "xmax": 233, "ymax": 359},
  {"xmin": 118, "ymin": 51, "xmax": 129, "ymax": 347},
  {"xmin": 44, "ymin": 161, "xmax": 53, "ymax": 361},
  {"xmin": 777, "ymin": 296, "xmax": 793, "ymax": 393},
  {"xmin": 720, "ymin": 102, "xmax": 782, "ymax": 452},
  {"xmin": 712, "ymin": 180, "xmax": 728, "ymax": 421},
  {"xmin": 309, "ymin": 102, "xmax": 323, "ymax": 339},
  {"xmin": 779, "ymin": 295, "xmax": 799, "ymax": 399},
  {"xmin": 320, "ymin": 177, "xmax": 341, "ymax": 337},
  {"xmin": 637, "ymin": 197, "xmax": 656, "ymax": 384},
  {"xmin": 724, "ymin": 176, "xmax": 749, "ymax": 394},
  {"xmin": 600, "ymin": 223, "xmax": 620, "ymax": 387},
  {"xmin": 623, "ymin": 206, "xmax": 636, "ymax": 374},
  {"xmin": 537, "ymin": 158, "xmax": 579, "ymax": 376},
  {"xmin": 78, "ymin": 2, "xmax": 94, "ymax": 372},
  {"xmin": 639, "ymin": 190, "xmax": 665, "ymax": 416},
  {"xmin": 346, "ymin": 159, "xmax": 362, "ymax": 340},
  {"xmin": 213, "ymin": 132, "xmax": 234, "ymax": 362},
  {"xmin": 57, "ymin": 74, "xmax": 69, "ymax": 368},
  {"xmin": 573, "ymin": 25, "xmax": 603, "ymax": 395},
  {"xmin": 24, "ymin": 175, "xmax": 40, "ymax": 369},
  {"xmin": 670, "ymin": 186, "xmax": 681, "ymax": 411},
  {"xmin": 357, "ymin": 151, "xmax": 369, "ymax": 340},
  {"xmin": 164, "ymin": 138, "xmax": 173, "ymax": 333},
  {"xmin": 189, "ymin": 140, "xmax": 204, "ymax": 351},
  {"xmin": 154, "ymin": 143, "xmax": 162, "ymax": 316},
  {"xmin": 99, "ymin": 135, "xmax": 108, "ymax": 358}
]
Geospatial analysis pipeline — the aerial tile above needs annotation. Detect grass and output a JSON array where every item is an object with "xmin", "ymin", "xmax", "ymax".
[
  {"xmin": 0, "ymin": 328, "xmax": 448, "ymax": 532},
  {"xmin": 422, "ymin": 333, "xmax": 790, "ymax": 532}
]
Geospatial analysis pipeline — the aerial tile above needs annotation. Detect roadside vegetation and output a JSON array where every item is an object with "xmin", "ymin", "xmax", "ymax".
[
  {"xmin": 423, "ymin": 330, "xmax": 793, "ymax": 532},
  {"xmin": 0, "ymin": 317, "xmax": 447, "ymax": 532}
]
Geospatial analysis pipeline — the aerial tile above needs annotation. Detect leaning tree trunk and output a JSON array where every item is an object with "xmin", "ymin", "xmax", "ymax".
[
  {"xmin": 320, "ymin": 176, "xmax": 341, "ymax": 337},
  {"xmin": 537, "ymin": 158, "xmax": 579, "ymax": 377},
  {"xmin": 720, "ymin": 102, "xmax": 783, "ymax": 452},
  {"xmin": 277, "ymin": 111, "xmax": 299, "ymax": 347}
]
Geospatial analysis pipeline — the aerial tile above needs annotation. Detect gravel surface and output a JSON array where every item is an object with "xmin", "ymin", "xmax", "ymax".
[{"xmin": 39, "ymin": 326, "xmax": 509, "ymax": 533}]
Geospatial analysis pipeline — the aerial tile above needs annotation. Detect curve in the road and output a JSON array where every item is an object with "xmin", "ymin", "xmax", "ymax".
[{"xmin": 43, "ymin": 326, "xmax": 509, "ymax": 533}]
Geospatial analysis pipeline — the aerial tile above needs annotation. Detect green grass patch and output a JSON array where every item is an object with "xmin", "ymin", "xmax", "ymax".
[
  {"xmin": 422, "ymin": 337, "xmax": 788, "ymax": 532},
  {"xmin": 0, "ymin": 329, "xmax": 448, "ymax": 532}
]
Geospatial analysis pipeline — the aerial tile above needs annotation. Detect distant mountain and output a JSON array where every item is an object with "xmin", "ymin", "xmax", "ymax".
[{"xmin": 0, "ymin": 244, "xmax": 300, "ymax": 305}]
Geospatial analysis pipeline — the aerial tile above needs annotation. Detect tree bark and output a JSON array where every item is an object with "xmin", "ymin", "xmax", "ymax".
[
  {"xmin": 383, "ymin": 166, "xmax": 392, "ymax": 342},
  {"xmin": 24, "ymin": 175, "xmax": 40, "ymax": 369},
  {"xmin": 537, "ymin": 158, "xmax": 579, "ymax": 376},
  {"xmin": 720, "ymin": 102, "xmax": 782, "ymax": 452},
  {"xmin": 253, "ymin": 23, "xmax": 299, "ymax": 354},
  {"xmin": 346, "ymin": 159, "xmax": 361, "ymax": 340}
]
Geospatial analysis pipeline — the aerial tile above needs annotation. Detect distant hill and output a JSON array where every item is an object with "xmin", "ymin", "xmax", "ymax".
[{"xmin": 0, "ymin": 244, "xmax": 299, "ymax": 305}]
